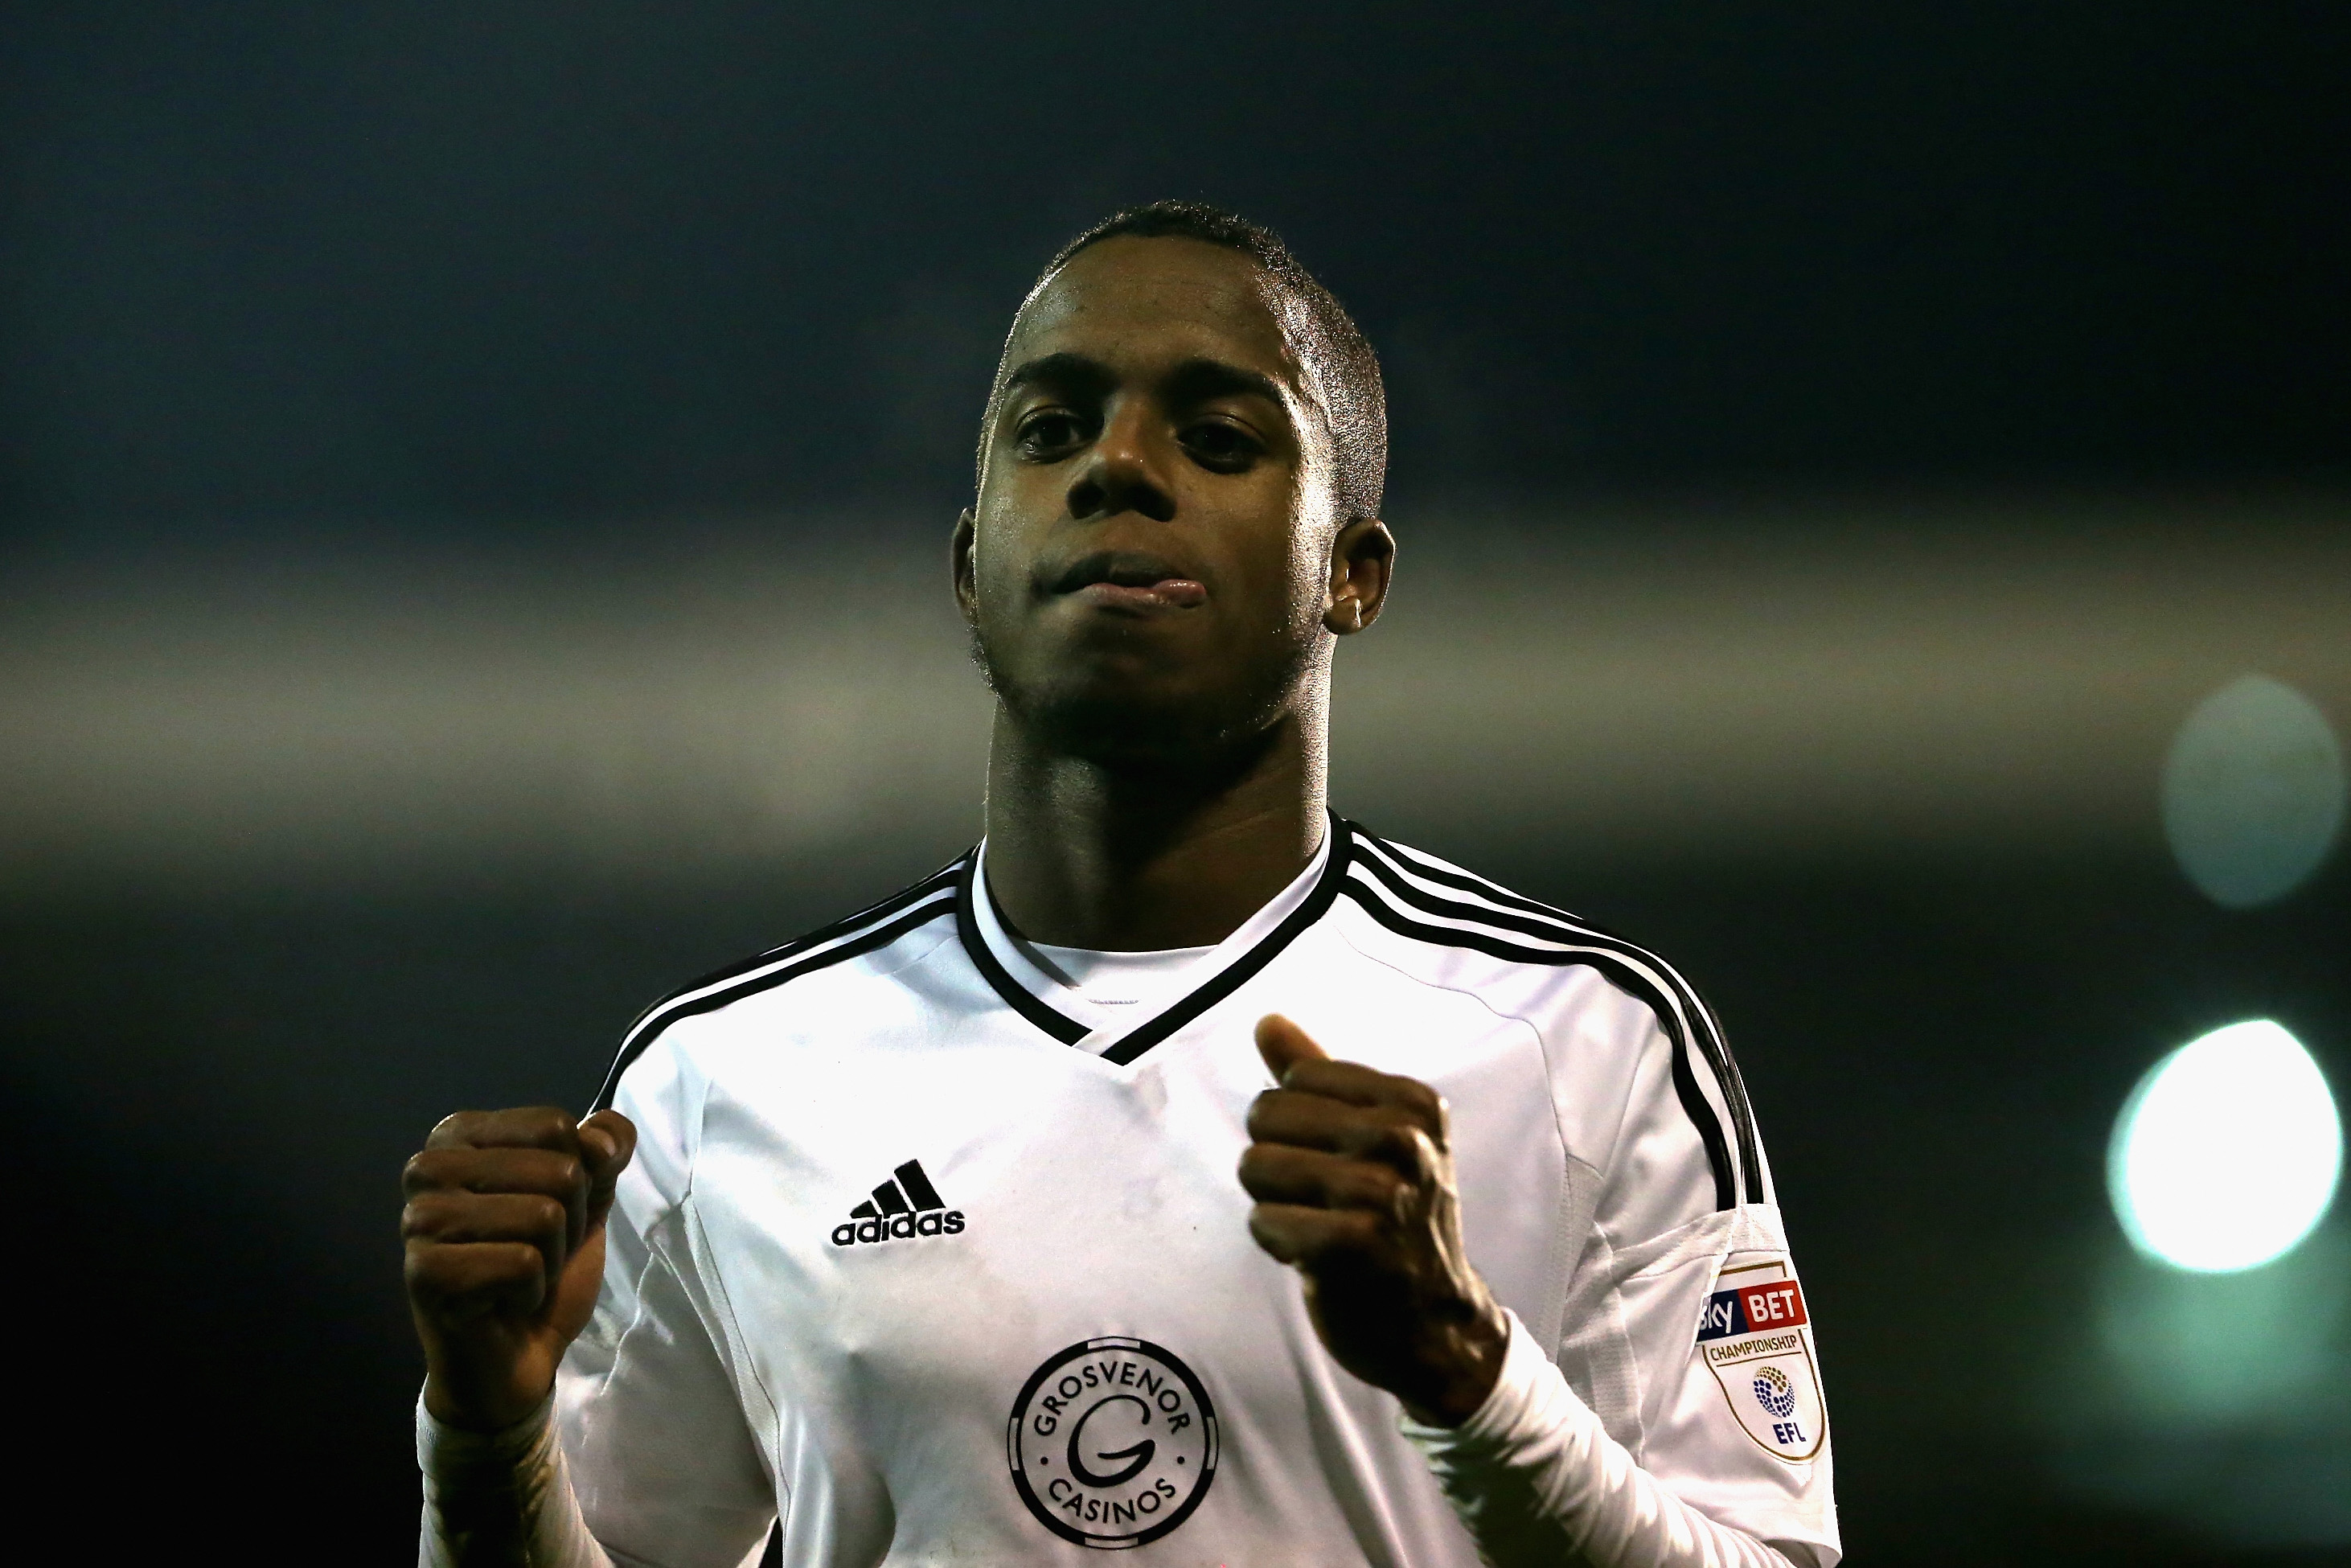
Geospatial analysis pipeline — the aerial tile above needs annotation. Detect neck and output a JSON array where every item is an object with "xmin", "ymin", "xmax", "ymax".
[{"xmin": 981, "ymin": 701, "xmax": 1327, "ymax": 951}]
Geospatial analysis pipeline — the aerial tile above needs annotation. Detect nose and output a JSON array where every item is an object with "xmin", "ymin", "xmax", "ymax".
[{"xmin": 1065, "ymin": 402, "xmax": 1176, "ymax": 523}]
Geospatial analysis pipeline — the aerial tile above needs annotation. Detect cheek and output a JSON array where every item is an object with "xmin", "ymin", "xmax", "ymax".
[
  {"xmin": 970, "ymin": 501, "xmax": 1040, "ymax": 598},
  {"xmin": 1288, "ymin": 508, "xmax": 1330, "ymax": 600},
  {"xmin": 1201, "ymin": 489, "xmax": 1319, "ymax": 622},
  {"xmin": 1267, "ymin": 495, "xmax": 1336, "ymax": 624}
]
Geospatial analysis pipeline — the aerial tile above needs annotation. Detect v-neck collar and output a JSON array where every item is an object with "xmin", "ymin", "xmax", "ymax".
[{"xmin": 954, "ymin": 814, "xmax": 1352, "ymax": 1066}]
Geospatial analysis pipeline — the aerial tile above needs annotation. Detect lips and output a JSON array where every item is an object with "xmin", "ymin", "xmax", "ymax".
[{"xmin": 1048, "ymin": 550, "xmax": 1208, "ymax": 611}]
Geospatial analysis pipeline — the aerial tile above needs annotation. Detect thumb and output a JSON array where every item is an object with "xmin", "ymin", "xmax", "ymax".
[
  {"xmin": 577, "ymin": 1109, "xmax": 638, "ymax": 1229},
  {"xmin": 1254, "ymin": 1014, "xmax": 1330, "ymax": 1086}
]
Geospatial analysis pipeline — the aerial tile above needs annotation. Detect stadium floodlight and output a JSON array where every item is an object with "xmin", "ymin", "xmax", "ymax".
[
  {"xmin": 2109, "ymin": 1020, "xmax": 2341, "ymax": 1273},
  {"xmin": 2160, "ymin": 674, "xmax": 2346, "ymax": 908}
]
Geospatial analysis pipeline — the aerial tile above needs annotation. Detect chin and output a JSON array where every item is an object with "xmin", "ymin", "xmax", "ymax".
[
  {"xmin": 1015, "ymin": 678, "xmax": 1245, "ymax": 767},
  {"xmin": 975, "ymin": 622, "xmax": 1317, "ymax": 772},
  {"xmin": 983, "ymin": 653, "xmax": 1282, "ymax": 770}
]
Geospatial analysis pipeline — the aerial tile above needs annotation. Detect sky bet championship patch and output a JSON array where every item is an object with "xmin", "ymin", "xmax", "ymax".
[{"xmin": 1695, "ymin": 1259, "xmax": 1825, "ymax": 1462}]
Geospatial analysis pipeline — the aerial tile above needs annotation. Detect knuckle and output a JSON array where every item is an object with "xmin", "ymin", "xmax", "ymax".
[
  {"xmin": 1330, "ymin": 1209, "xmax": 1383, "ymax": 1254},
  {"xmin": 1364, "ymin": 1164, "xmax": 1412, "ymax": 1212},
  {"xmin": 521, "ymin": 1106, "xmax": 580, "ymax": 1141},
  {"xmin": 425, "ymin": 1111, "xmax": 484, "ymax": 1148},
  {"xmin": 1355, "ymin": 1168, "xmax": 1409, "ymax": 1223},
  {"xmin": 1323, "ymin": 1160, "xmax": 1378, "ymax": 1209},
  {"xmin": 404, "ymin": 1148, "xmax": 462, "ymax": 1192},
  {"xmin": 596, "ymin": 1110, "xmax": 639, "ymax": 1162},
  {"xmin": 478, "ymin": 1147, "xmax": 570, "ymax": 1196},
  {"xmin": 1245, "ymin": 1090, "xmax": 1299, "ymax": 1137},
  {"xmin": 404, "ymin": 1247, "xmax": 476, "ymax": 1299},
  {"xmin": 1366, "ymin": 1122, "xmax": 1437, "ymax": 1188},
  {"xmin": 1238, "ymin": 1147, "xmax": 1303, "ymax": 1201},
  {"xmin": 1372, "ymin": 1118, "xmax": 1423, "ymax": 1171},
  {"xmin": 1312, "ymin": 1064, "xmax": 1366, "ymax": 1101},
  {"xmin": 438, "ymin": 1105, "xmax": 578, "ymax": 1152},
  {"xmin": 491, "ymin": 1239, "xmax": 547, "ymax": 1275}
]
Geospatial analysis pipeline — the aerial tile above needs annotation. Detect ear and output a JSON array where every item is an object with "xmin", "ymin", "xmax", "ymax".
[
  {"xmin": 1321, "ymin": 517, "xmax": 1395, "ymax": 636},
  {"xmin": 951, "ymin": 507, "xmax": 979, "ymax": 626}
]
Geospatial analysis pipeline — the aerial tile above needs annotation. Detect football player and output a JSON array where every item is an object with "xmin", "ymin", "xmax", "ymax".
[{"xmin": 404, "ymin": 202, "xmax": 1836, "ymax": 1566}]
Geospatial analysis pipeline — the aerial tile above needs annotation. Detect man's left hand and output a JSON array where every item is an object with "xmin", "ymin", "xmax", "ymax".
[{"xmin": 1238, "ymin": 1014, "xmax": 1509, "ymax": 1426}]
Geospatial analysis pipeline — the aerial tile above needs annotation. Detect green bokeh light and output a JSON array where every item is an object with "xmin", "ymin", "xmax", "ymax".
[{"xmin": 2110, "ymin": 1020, "xmax": 2341, "ymax": 1273}]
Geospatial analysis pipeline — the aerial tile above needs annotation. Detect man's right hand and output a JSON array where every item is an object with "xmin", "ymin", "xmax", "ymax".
[{"xmin": 402, "ymin": 1106, "xmax": 638, "ymax": 1432}]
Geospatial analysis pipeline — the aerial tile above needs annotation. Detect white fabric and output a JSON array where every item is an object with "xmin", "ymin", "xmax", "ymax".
[
  {"xmin": 416, "ymin": 820, "xmax": 1838, "ymax": 1566},
  {"xmin": 1024, "ymin": 938, "xmax": 1215, "ymax": 1008},
  {"xmin": 1402, "ymin": 1313, "xmax": 1814, "ymax": 1568}
]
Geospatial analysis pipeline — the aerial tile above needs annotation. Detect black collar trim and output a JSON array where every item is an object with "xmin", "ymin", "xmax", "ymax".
[
  {"xmin": 955, "ymin": 813, "xmax": 1354, "ymax": 1066},
  {"xmin": 955, "ymin": 852, "xmax": 1092, "ymax": 1046}
]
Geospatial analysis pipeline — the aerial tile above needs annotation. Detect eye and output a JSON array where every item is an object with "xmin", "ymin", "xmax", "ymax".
[
  {"xmin": 1180, "ymin": 417, "xmax": 1262, "ymax": 471},
  {"xmin": 1015, "ymin": 409, "xmax": 1089, "ymax": 462}
]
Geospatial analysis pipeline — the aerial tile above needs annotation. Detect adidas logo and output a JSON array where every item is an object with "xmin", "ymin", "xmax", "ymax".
[{"xmin": 829, "ymin": 1159, "xmax": 966, "ymax": 1247}]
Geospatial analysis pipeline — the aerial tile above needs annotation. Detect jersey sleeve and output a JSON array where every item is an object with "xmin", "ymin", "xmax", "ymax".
[
  {"xmin": 1401, "ymin": 1311, "xmax": 1807, "ymax": 1568},
  {"xmin": 555, "ymin": 1024, "xmax": 781, "ymax": 1566},
  {"xmin": 1554, "ymin": 995, "xmax": 1840, "ymax": 1566}
]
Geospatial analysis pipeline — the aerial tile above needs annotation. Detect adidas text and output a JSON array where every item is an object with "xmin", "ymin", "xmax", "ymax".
[{"xmin": 832, "ymin": 1210, "xmax": 966, "ymax": 1246}]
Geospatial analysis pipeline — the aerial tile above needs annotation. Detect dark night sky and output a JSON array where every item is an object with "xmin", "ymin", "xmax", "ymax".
[{"xmin": 4, "ymin": 2, "xmax": 2348, "ymax": 540}]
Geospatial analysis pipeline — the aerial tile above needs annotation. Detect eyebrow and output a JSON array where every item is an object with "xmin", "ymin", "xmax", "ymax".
[
  {"xmin": 997, "ymin": 352, "xmax": 1291, "ymax": 414},
  {"xmin": 999, "ymin": 351, "xmax": 1114, "ymax": 400},
  {"xmin": 1163, "ymin": 357, "xmax": 1288, "ymax": 410}
]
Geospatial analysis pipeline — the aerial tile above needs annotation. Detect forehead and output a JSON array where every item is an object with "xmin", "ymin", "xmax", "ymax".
[{"xmin": 1002, "ymin": 236, "xmax": 1303, "ymax": 394}]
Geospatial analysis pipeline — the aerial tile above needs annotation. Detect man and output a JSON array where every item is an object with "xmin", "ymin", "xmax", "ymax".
[{"xmin": 404, "ymin": 202, "xmax": 1838, "ymax": 1566}]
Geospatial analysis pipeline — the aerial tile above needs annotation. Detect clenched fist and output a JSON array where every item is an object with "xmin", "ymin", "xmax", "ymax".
[
  {"xmin": 1238, "ymin": 1016, "xmax": 1508, "ymax": 1427},
  {"xmin": 402, "ymin": 1106, "xmax": 637, "ymax": 1432}
]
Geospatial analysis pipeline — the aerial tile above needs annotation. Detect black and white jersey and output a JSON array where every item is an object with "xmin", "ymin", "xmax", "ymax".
[{"xmin": 556, "ymin": 816, "xmax": 1836, "ymax": 1566}]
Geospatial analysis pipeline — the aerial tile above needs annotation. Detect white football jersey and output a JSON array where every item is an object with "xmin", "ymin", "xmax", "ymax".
[{"xmin": 560, "ymin": 816, "xmax": 1836, "ymax": 1566}]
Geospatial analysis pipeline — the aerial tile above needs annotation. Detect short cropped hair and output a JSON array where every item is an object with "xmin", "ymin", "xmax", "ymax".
[{"xmin": 982, "ymin": 200, "xmax": 1387, "ymax": 525}]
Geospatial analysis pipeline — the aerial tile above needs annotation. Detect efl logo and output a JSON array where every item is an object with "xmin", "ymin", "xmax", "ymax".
[
  {"xmin": 1696, "ymin": 1277, "xmax": 1809, "ymax": 1343},
  {"xmin": 1693, "ymin": 1266, "xmax": 1826, "ymax": 1461}
]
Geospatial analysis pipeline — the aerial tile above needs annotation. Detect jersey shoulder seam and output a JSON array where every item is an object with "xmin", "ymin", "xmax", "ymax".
[
  {"xmin": 1339, "ymin": 824, "xmax": 1756, "ymax": 1210},
  {"xmin": 1330, "ymin": 915, "xmax": 1561, "ymax": 1036},
  {"xmin": 683, "ymin": 1190, "xmax": 786, "ymax": 1492},
  {"xmin": 1609, "ymin": 1205, "xmax": 1750, "ymax": 1279},
  {"xmin": 1329, "ymin": 917, "xmax": 1578, "ymax": 1157},
  {"xmin": 593, "ymin": 860, "xmax": 965, "ymax": 1110},
  {"xmin": 580, "ymin": 1195, "xmax": 697, "ymax": 1418}
]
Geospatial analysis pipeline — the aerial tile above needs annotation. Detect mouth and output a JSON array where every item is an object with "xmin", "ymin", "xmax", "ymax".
[{"xmin": 1048, "ymin": 550, "xmax": 1208, "ymax": 612}]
